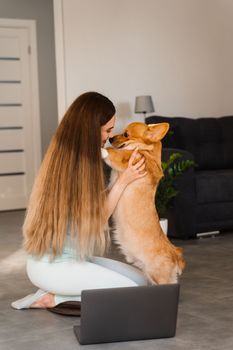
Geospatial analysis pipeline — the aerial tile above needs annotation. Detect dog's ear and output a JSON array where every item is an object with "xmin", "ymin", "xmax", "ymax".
[{"xmin": 144, "ymin": 123, "xmax": 169, "ymax": 143}]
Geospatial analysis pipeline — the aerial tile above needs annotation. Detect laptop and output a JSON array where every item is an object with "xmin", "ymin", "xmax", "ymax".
[{"xmin": 73, "ymin": 283, "xmax": 180, "ymax": 345}]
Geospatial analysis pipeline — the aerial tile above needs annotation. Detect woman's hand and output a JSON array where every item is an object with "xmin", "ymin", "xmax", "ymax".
[{"xmin": 118, "ymin": 148, "xmax": 147, "ymax": 187}]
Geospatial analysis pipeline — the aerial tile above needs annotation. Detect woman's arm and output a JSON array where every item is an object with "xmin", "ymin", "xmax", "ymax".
[{"xmin": 105, "ymin": 148, "xmax": 146, "ymax": 220}]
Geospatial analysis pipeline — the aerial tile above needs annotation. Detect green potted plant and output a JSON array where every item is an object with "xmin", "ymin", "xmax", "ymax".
[{"xmin": 156, "ymin": 152, "xmax": 195, "ymax": 233}]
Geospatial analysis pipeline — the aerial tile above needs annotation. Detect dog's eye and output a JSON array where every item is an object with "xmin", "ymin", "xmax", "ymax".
[{"xmin": 123, "ymin": 132, "xmax": 128, "ymax": 138}]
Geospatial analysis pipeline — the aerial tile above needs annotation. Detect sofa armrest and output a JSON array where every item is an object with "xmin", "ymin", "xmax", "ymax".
[{"xmin": 161, "ymin": 147, "xmax": 197, "ymax": 239}]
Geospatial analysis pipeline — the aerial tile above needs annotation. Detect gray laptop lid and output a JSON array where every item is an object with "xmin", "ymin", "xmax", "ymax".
[{"xmin": 73, "ymin": 284, "xmax": 180, "ymax": 345}]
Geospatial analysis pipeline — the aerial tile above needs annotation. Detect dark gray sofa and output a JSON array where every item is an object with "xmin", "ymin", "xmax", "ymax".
[{"xmin": 146, "ymin": 115, "xmax": 233, "ymax": 239}]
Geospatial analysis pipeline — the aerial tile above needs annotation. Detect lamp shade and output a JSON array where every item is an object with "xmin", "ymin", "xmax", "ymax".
[{"xmin": 134, "ymin": 95, "xmax": 155, "ymax": 114}]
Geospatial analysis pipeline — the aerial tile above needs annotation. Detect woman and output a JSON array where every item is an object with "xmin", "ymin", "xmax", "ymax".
[{"xmin": 12, "ymin": 91, "xmax": 147, "ymax": 310}]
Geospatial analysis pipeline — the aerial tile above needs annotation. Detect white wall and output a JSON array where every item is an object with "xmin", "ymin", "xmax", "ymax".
[{"xmin": 54, "ymin": 0, "xmax": 233, "ymax": 132}]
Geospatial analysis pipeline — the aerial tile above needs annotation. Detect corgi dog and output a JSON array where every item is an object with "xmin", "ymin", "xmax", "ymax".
[{"xmin": 106, "ymin": 122, "xmax": 185, "ymax": 284}]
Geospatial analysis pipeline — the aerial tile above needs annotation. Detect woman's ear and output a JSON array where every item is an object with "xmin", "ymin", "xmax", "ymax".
[{"xmin": 143, "ymin": 123, "xmax": 169, "ymax": 143}]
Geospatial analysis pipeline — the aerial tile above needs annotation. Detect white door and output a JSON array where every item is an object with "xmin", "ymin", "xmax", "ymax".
[{"xmin": 0, "ymin": 20, "xmax": 41, "ymax": 210}]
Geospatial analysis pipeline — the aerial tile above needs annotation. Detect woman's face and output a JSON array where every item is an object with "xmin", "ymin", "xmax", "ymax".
[{"xmin": 101, "ymin": 115, "xmax": 116, "ymax": 147}]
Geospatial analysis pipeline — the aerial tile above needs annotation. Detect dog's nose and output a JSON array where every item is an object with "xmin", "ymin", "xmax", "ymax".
[{"xmin": 109, "ymin": 137, "xmax": 114, "ymax": 144}]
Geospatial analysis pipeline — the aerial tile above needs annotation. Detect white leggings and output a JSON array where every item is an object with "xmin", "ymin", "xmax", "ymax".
[{"xmin": 26, "ymin": 256, "xmax": 148, "ymax": 304}]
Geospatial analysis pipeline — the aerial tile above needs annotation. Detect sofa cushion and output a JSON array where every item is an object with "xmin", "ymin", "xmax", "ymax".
[
  {"xmin": 145, "ymin": 115, "xmax": 233, "ymax": 170},
  {"xmin": 196, "ymin": 169, "xmax": 233, "ymax": 204},
  {"xmin": 197, "ymin": 201, "xmax": 233, "ymax": 232}
]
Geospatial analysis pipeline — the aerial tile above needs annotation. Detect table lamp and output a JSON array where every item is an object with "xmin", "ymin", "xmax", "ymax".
[{"xmin": 134, "ymin": 95, "xmax": 155, "ymax": 118}]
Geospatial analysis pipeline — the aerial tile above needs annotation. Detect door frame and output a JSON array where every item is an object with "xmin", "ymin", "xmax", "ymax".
[
  {"xmin": 0, "ymin": 18, "xmax": 41, "ymax": 173},
  {"xmin": 53, "ymin": 0, "xmax": 67, "ymax": 120}
]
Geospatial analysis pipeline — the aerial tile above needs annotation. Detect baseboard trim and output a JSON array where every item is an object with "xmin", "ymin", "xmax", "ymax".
[{"xmin": 196, "ymin": 230, "xmax": 220, "ymax": 238}]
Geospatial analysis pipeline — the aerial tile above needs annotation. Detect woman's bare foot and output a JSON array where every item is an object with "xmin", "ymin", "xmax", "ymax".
[{"xmin": 30, "ymin": 293, "xmax": 55, "ymax": 308}]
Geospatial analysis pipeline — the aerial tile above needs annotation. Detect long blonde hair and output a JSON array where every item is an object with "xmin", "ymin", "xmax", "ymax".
[{"xmin": 23, "ymin": 92, "xmax": 116, "ymax": 259}]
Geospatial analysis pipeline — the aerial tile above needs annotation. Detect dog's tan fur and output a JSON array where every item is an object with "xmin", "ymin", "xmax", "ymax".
[{"xmin": 106, "ymin": 122, "xmax": 185, "ymax": 284}]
